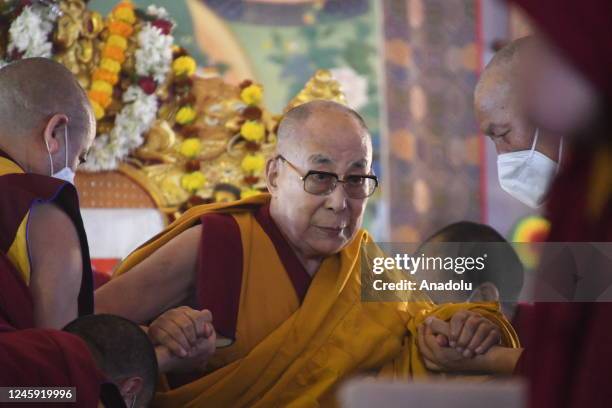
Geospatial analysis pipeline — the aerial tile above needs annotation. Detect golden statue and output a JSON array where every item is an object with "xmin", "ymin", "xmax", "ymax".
[
  {"xmin": 54, "ymin": 0, "xmax": 104, "ymax": 88},
  {"xmin": 285, "ymin": 69, "xmax": 347, "ymax": 111}
]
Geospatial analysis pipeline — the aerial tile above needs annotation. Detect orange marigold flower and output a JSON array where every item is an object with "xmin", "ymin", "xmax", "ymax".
[
  {"xmin": 108, "ymin": 21, "xmax": 133, "ymax": 37},
  {"xmin": 100, "ymin": 58, "xmax": 121, "ymax": 74},
  {"xmin": 107, "ymin": 34, "xmax": 128, "ymax": 50},
  {"xmin": 88, "ymin": 90, "xmax": 112, "ymax": 109},
  {"xmin": 92, "ymin": 69, "xmax": 119, "ymax": 85},
  {"xmin": 90, "ymin": 100, "xmax": 105, "ymax": 120},
  {"xmin": 113, "ymin": 2, "xmax": 134, "ymax": 12},
  {"xmin": 103, "ymin": 45, "xmax": 126, "ymax": 63},
  {"xmin": 113, "ymin": 7, "xmax": 135, "ymax": 24}
]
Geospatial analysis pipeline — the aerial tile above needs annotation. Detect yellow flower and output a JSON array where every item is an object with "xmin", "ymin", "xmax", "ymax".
[
  {"xmin": 90, "ymin": 100, "xmax": 105, "ymax": 120},
  {"xmin": 176, "ymin": 106, "xmax": 197, "ymax": 125},
  {"xmin": 107, "ymin": 34, "xmax": 128, "ymax": 50},
  {"xmin": 172, "ymin": 56, "xmax": 197, "ymax": 77},
  {"xmin": 240, "ymin": 84, "xmax": 263, "ymax": 105},
  {"xmin": 113, "ymin": 6, "xmax": 135, "ymax": 24},
  {"xmin": 241, "ymin": 153, "xmax": 265, "ymax": 173},
  {"xmin": 181, "ymin": 171, "xmax": 206, "ymax": 193},
  {"xmin": 241, "ymin": 188, "xmax": 261, "ymax": 199},
  {"xmin": 240, "ymin": 120, "xmax": 265, "ymax": 142},
  {"xmin": 100, "ymin": 58, "xmax": 121, "ymax": 74},
  {"xmin": 91, "ymin": 80, "xmax": 113, "ymax": 95},
  {"xmin": 179, "ymin": 138, "xmax": 202, "ymax": 158}
]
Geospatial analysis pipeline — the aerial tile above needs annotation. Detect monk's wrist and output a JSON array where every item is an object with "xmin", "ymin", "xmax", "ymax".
[{"xmin": 478, "ymin": 346, "xmax": 523, "ymax": 374}]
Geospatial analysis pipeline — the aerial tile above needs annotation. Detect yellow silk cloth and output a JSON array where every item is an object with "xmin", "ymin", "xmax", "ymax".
[{"xmin": 114, "ymin": 194, "xmax": 519, "ymax": 408}]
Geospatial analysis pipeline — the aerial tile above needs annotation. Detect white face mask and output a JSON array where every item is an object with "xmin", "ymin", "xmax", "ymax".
[
  {"xmin": 45, "ymin": 124, "xmax": 75, "ymax": 184},
  {"xmin": 497, "ymin": 128, "xmax": 563, "ymax": 208}
]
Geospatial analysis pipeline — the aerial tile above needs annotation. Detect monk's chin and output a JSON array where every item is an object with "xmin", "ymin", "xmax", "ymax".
[{"xmin": 310, "ymin": 238, "xmax": 350, "ymax": 257}]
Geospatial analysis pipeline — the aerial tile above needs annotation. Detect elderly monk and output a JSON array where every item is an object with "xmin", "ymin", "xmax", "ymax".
[
  {"xmin": 474, "ymin": 37, "xmax": 564, "ymax": 208},
  {"xmin": 96, "ymin": 100, "xmax": 519, "ymax": 407}
]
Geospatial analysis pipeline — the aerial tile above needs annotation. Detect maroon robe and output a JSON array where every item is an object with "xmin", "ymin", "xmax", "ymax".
[
  {"xmin": 0, "ymin": 149, "xmax": 93, "ymax": 316},
  {"xmin": 508, "ymin": 2, "xmax": 612, "ymax": 407},
  {"xmin": 0, "ymin": 252, "xmax": 124, "ymax": 407}
]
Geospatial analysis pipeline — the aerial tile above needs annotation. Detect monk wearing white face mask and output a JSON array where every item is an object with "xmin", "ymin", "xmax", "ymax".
[
  {"xmin": 474, "ymin": 37, "xmax": 565, "ymax": 208},
  {"xmin": 0, "ymin": 58, "xmax": 96, "ymax": 329}
]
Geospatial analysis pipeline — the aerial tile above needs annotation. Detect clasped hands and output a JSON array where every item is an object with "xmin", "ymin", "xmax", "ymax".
[
  {"xmin": 417, "ymin": 310, "xmax": 506, "ymax": 373},
  {"xmin": 144, "ymin": 306, "xmax": 217, "ymax": 374}
]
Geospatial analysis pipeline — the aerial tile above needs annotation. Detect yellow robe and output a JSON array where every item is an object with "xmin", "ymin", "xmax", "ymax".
[{"xmin": 114, "ymin": 194, "xmax": 519, "ymax": 407}]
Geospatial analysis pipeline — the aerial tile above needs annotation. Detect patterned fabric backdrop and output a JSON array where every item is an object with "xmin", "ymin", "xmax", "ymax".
[{"xmin": 382, "ymin": 0, "xmax": 483, "ymax": 243}]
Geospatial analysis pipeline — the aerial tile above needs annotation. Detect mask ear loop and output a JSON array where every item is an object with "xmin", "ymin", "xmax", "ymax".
[
  {"xmin": 511, "ymin": 127, "xmax": 539, "ymax": 186},
  {"xmin": 556, "ymin": 137, "xmax": 564, "ymax": 173},
  {"xmin": 527, "ymin": 128, "xmax": 539, "ymax": 161},
  {"xmin": 64, "ymin": 124, "xmax": 69, "ymax": 169},
  {"xmin": 45, "ymin": 138, "xmax": 54, "ymax": 176}
]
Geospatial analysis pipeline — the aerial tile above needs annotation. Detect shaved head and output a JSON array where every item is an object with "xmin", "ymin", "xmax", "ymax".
[
  {"xmin": 277, "ymin": 100, "xmax": 370, "ymax": 155},
  {"xmin": 0, "ymin": 58, "xmax": 95, "ymax": 174},
  {"xmin": 474, "ymin": 36, "xmax": 533, "ymax": 120},
  {"xmin": 473, "ymin": 36, "xmax": 560, "ymax": 159}
]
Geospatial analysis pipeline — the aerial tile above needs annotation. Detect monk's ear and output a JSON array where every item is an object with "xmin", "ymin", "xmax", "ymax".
[
  {"xmin": 468, "ymin": 281, "xmax": 500, "ymax": 303},
  {"xmin": 265, "ymin": 157, "xmax": 280, "ymax": 194},
  {"xmin": 43, "ymin": 114, "xmax": 68, "ymax": 154}
]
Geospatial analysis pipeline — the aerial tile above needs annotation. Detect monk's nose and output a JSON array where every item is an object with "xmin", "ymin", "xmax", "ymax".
[{"xmin": 325, "ymin": 185, "xmax": 348, "ymax": 212}]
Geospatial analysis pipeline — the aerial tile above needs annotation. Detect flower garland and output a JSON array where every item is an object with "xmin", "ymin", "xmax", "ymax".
[
  {"xmin": 88, "ymin": 1, "xmax": 136, "ymax": 120},
  {"xmin": 0, "ymin": 2, "xmax": 61, "ymax": 67},
  {"xmin": 237, "ymin": 80, "xmax": 267, "ymax": 198},
  {"xmin": 82, "ymin": 4, "xmax": 175, "ymax": 172}
]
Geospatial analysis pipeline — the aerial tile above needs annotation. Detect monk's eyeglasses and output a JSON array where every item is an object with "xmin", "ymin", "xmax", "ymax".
[{"xmin": 276, "ymin": 155, "xmax": 378, "ymax": 199}]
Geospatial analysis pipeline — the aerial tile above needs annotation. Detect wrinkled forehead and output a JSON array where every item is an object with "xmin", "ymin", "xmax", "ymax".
[{"xmin": 293, "ymin": 122, "xmax": 372, "ymax": 171}]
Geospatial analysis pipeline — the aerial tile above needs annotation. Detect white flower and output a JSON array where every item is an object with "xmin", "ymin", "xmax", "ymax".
[
  {"xmin": 146, "ymin": 5, "xmax": 169, "ymax": 19},
  {"xmin": 82, "ymin": 17, "xmax": 174, "ymax": 172},
  {"xmin": 8, "ymin": 5, "xmax": 58, "ymax": 59},
  {"xmin": 329, "ymin": 66, "xmax": 369, "ymax": 110},
  {"xmin": 135, "ymin": 23, "xmax": 174, "ymax": 83}
]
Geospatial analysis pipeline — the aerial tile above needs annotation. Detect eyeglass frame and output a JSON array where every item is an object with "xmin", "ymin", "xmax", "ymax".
[{"xmin": 276, "ymin": 154, "xmax": 379, "ymax": 198}]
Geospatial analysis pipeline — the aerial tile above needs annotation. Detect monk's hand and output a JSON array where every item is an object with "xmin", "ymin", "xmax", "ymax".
[
  {"xmin": 148, "ymin": 306, "xmax": 214, "ymax": 358},
  {"xmin": 417, "ymin": 322, "xmax": 472, "ymax": 372},
  {"xmin": 443, "ymin": 310, "xmax": 501, "ymax": 357},
  {"xmin": 155, "ymin": 322, "xmax": 216, "ymax": 373}
]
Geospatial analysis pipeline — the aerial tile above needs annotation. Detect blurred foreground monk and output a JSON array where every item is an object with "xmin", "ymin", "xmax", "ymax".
[
  {"xmin": 508, "ymin": 1, "xmax": 612, "ymax": 407},
  {"xmin": 0, "ymin": 251, "xmax": 126, "ymax": 407},
  {"xmin": 97, "ymin": 101, "xmax": 519, "ymax": 407}
]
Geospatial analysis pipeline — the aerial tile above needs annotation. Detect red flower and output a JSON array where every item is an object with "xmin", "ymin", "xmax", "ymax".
[
  {"xmin": 152, "ymin": 19, "xmax": 173, "ymax": 35},
  {"xmin": 242, "ymin": 106, "xmax": 262, "ymax": 120},
  {"xmin": 138, "ymin": 76, "xmax": 157, "ymax": 95},
  {"xmin": 239, "ymin": 79, "xmax": 253, "ymax": 89}
]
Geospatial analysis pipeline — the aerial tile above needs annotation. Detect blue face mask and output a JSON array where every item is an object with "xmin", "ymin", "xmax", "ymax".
[{"xmin": 45, "ymin": 124, "xmax": 75, "ymax": 184}]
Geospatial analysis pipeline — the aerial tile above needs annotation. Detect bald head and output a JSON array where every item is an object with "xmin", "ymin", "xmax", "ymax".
[
  {"xmin": 0, "ymin": 58, "xmax": 95, "ymax": 174},
  {"xmin": 474, "ymin": 37, "xmax": 532, "ymax": 121},
  {"xmin": 277, "ymin": 100, "xmax": 370, "ymax": 154}
]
